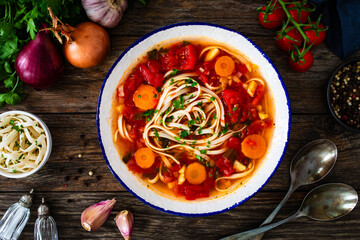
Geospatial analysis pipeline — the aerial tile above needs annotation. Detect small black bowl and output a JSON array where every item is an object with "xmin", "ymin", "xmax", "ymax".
[{"xmin": 327, "ymin": 57, "xmax": 360, "ymax": 132}]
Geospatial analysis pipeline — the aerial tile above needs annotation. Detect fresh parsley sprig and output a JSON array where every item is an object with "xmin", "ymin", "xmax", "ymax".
[{"xmin": 0, "ymin": 0, "xmax": 86, "ymax": 107}]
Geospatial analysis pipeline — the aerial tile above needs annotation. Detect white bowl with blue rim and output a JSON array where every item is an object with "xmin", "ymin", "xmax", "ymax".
[{"xmin": 97, "ymin": 23, "xmax": 290, "ymax": 216}]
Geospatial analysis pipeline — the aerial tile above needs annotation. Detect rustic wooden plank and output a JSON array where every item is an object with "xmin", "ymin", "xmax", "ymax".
[
  {"xmin": 111, "ymin": 0, "xmax": 283, "ymax": 37},
  {"xmin": 2, "ymin": 41, "xmax": 354, "ymax": 114},
  {"xmin": 0, "ymin": 191, "xmax": 356, "ymax": 240},
  {"xmin": 1, "ymin": 0, "xmax": 357, "ymax": 114},
  {"xmin": 0, "ymin": 113, "xmax": 358, "ymax": 193}
]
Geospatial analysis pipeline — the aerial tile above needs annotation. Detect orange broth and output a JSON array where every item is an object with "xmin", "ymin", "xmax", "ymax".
[{"xmin": 111, "ymin": 39, "xmax": 274, "ymax": 200}]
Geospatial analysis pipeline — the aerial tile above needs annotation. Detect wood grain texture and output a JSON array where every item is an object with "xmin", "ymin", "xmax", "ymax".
[
  {"xmin": 0, "ymin": 191, "xmax": 355, "ymax": 240},
  {"xmin": 0, "ymin": 114, "xmax": 358, "ymax": 192},
  {"xmin": 0, "ymin": 0, "xmax": 359, "ymax": 239}
]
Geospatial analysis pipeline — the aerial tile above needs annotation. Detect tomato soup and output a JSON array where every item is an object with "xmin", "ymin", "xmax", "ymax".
[{"xmin": 112, "ymin": 40, "xmax": 274, "ymax": 200}]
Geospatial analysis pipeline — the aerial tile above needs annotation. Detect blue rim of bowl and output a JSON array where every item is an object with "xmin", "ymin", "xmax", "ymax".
[
  {"xmin": 96, "ymin": 22, "xmax": 291, "ymax": 217},
  {"xmin": 326, "ymin": 57, "xmax": 360, "ymax": 133}
]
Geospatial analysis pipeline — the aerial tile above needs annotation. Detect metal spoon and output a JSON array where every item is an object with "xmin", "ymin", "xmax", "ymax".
[
  {"xmin": 252, "ymin": 139, "xmax": 337, "ymax": 240},
  {"xmin": 220, "ymin": 183, "xmax": 358, "ymax": 240}
]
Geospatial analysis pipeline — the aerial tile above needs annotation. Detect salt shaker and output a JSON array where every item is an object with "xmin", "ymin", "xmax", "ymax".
[
  {"xmin": 34, "ymin": 198, "xmax": 58, "ymax": 240},
  {"xmin": 0, "ymin": 189, "xmax": 33, "ymax": 240}
]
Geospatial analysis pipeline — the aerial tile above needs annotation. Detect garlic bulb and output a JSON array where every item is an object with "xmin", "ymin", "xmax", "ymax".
[{"xmin": 81, "ymin": 0, "xmax": 128, "ymax": 28}]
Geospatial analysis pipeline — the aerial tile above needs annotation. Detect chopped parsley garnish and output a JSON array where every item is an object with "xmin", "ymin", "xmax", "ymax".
[
  {"xmin": 180, "ymin": 130, "xmax": 189, "ymax": 139},
  {"xmin": 232, "ymin": 107, "xmax": 238, "ymax": 111},
  {"xmin": 9, "ymin": 120, "xmax": 14, "ymax": 125},
  {"xmin": 166, "ymin": 116, "xmax": 174, "ymax": 123},
  {"xmin": 196, "ymin": 116, "xmax": 200, "ymax": 122},
  {"xmin": 173, "ymin": 99, "xmax": 180, "ymax": 110},
  {"xmin": 210, "ymin": 97, "xmax": 215, "ymax": 101},
  {"xmin": 221, "ymin": 123, "xmax": 229, "ymax": 135},
  {"xmin": 142, "ymin": 109, "xmax": 155, "ymax": 116},
  {"xmin": 153, "ymin": 129, "xmax": 160, "ymax": 139},
  {"xmin": 214, "ymin": 115, "xmax": 217, "ymax": 120},
  {"xmin": 154, "ymin": 94, "xmax": 157, "ymax": 98},
  {"xmin": 196, "ymin": 155, "xmax": 202, "ymax": 161},
  {"xmin": 12, "ymin": 169, "xmax": 17, "ymax": 173},
  {"xmin": 197, "ymin": 127, "xmax": 203, "ymax": 134},
  {"xmin": 157, "ymin": 87, "xmax": 162, "ymax": 92},
  {"xmin": 188, "ymin": 119, "xmax": 195, "ymax": 126},
  {"xmin": 179, "ymin": 95, "xmax": 185, "ymax": 109},
  {"xmin": 196, "ymin": 101, "xmax": 203, "ymax": 107},
  {"xmin": 169, "ymin": 69, "xmax": 178, "ymax": 77},
  {"xmin": 170, "ymin": 78, "xmax": 174, "ymax": 85},
  {"xmin": 185, "ymin": 78, "xmax": 193, "ymax": 84},
  {"xmin": 189, "ymin": 94, "xmax": 193, "ymax": 99},
  {"xmin": 200, "ymin": 150, "xmax": 207, "ymax": 154},
  {"xmin": 138, "ymin": 95, "xmax": 141, "ymax": 98},
  {"xmin": 174, "ymin": 136, "xmax": 180, "ymax": 141},
  {"xmin": 35, "ymin": 140, "xmax": 38, "ymax": 146},
  {"xmin": 165, "ymin": 107, "xmax": 171, "ymax": 115},
  {"xmin": 191, "ymin": 81, "xmax": 198, "ymax": 87}
]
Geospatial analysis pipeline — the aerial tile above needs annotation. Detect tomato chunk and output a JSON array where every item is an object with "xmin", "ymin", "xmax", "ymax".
[
  {"xmin": 214, "ymin": 156, "xmax": 235, "ymax": 177},
  {"xmin": 139, "ymin": 61, "xmax": 164, "ymax": 88},
  {"xmin": 178, "ymin": 44, "xmax": 197, "ymax": 71},
  {"xmin": 221, "ymin": 89, "xmax": 251, "ymax": 123}
]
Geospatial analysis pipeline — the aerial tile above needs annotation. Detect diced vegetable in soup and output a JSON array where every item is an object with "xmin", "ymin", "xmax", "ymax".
[{"xmin": 112, "ymin": 40, "xmax": 274, "ymax": 200}]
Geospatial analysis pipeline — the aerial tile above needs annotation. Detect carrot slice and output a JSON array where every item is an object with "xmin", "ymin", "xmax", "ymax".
[
  {"xmin": 241, "ymin": 134, "xmax": 267, "ymax": 159},
  {"xmin": 135, "ymin": 148, "xmax": 156, "ymax": 169},
  {"xmin": 133, "ymin": 84, "xmax": 159, "ymax": 110},
  {"xmin": 214, "ymin": 56, "xmax": 235, "ymax": 77},
  {"xmin": 185, "ymin": 162, "xmax": 207, "ymax": 185}
]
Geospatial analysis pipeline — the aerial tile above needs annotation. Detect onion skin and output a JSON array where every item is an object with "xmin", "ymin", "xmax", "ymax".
[
  {"xmin": 15, "ymin": 30, "xmax": 64, "ymax": 90},
  {"xmin": 63, "ymin": 22, "xmax": 110, "ymax": 68}
]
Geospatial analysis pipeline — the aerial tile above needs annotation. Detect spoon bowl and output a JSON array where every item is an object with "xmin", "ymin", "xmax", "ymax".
[
  {"xmin": 291, "ymin": 139, "xmax": 337, "ymax": 188},
  {"xmin": 252, "ymin": 139, "xmax": 338, "ymax": 240},
  {"xmin": 301, "ymin": 183, "xmax": 358, "ymax": 221},
  {"xmin": 220, "ymin": 183, "xmax": 358, "ymax": 240}
]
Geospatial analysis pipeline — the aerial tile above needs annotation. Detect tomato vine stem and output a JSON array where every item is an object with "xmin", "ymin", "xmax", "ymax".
[{"xmin": 277, "ymin": 0, "xmax": 309, "ymax": 42}]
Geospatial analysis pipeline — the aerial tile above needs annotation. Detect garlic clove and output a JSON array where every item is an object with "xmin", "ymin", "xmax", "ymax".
[
  {"xmin": 115, "ymin": 210, "xmax": 134, "ymax": 240},
  {"xmin": 81, "ymin": 198, "xmax": 116, "ymax": 231}
]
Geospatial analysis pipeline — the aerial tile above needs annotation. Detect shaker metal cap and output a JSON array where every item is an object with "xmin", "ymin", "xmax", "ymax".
[
  {"xmin": 19, "ymin": 189, "xmax": 34, "ymax": 208},
  {"xmin": 38, "ymin": 198, "xmax": 50, "ymax": 217}
]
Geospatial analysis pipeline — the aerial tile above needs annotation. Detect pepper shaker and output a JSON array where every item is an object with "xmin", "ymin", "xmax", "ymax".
[{"xmin": 34, "ymin": 198, "xmax": 58, "ymax": 240}]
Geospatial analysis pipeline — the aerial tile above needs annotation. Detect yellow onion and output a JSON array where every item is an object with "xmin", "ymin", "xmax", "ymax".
[
  {"xmin": 81, "ymin": 198, "xmax": 116, "ymax": 231},
  {"xmin": 115, "ymin": 210, "xmax": 134, "ymax": 240},
  {"xmin": 45, "ymin": 7, "xmax": 110, "ymax": 68}
]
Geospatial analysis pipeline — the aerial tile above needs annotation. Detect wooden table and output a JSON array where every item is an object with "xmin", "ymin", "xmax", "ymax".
[{"xmin": 1, "ymin": 0, "xmax": 359, "ymax": 239}]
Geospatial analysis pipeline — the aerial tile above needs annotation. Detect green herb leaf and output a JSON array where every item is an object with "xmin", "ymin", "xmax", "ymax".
[{"xmin": 180, "ymin": 130, "xmax": 189, "ymax": 139}]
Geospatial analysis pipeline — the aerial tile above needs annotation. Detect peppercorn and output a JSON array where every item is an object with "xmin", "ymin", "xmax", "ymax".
[{"xmin": 329, "ymin": 61, "xmax": 360, "ymax": 129}]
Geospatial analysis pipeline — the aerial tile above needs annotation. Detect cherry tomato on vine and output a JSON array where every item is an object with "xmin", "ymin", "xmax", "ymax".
[
  {"xmin": 289, "ymin": 49, "xmax": 314, "ymax": 72},
  {"xmin": 303, "ymin": 23, "xmax": 326, "ymax": 46},
  {"xmin": 287, "ymin": 3, "xmax": 311, "ymax": 24},
  {"xmin": 258, "ymin": 4, "xmax": 285, "ymax": 29},
  {"xmin": 276, "ymin": 27, "xmax": 303, "ymax": 52}
]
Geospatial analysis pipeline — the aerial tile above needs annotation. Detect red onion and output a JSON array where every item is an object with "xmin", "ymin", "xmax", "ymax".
[{"xmin": 15, "ymin": 29, "xmax": 64, "ymax": 90}]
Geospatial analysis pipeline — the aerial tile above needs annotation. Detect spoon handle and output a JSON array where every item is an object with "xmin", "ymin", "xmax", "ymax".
[
  {"xmin": 251, "ymin": 186, "xmax": 295, "ymax": 240},
  {"xmin": 219, "ymin": 212, "xmax": 301, "ymax": 240}
]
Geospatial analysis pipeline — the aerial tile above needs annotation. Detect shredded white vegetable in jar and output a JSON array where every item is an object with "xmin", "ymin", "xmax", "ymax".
[{"xmin": 0, "ymin": 114, "xmax": 47, "ymax": 173}]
